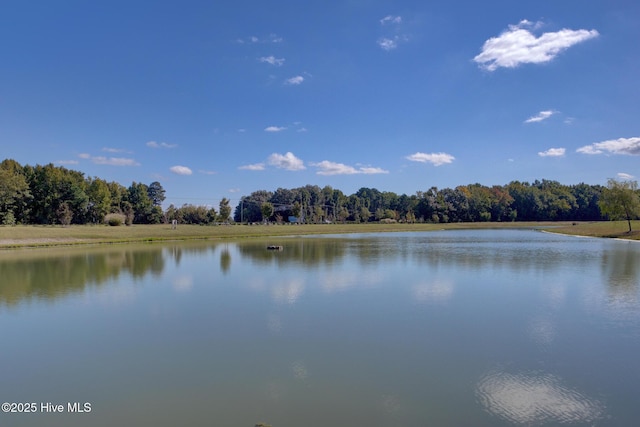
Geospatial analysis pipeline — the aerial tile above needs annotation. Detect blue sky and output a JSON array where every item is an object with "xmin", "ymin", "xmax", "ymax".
[{"xmin": 1, "ymin": 0, "xmax": 639, "ymax": 208}]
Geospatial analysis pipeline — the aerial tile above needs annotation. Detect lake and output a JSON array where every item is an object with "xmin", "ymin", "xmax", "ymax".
[{"xmin": 1, "ymin": 229, "xmax": 639, "ymax": 426}]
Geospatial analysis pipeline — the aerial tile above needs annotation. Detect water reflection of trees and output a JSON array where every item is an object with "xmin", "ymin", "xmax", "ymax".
[
  {"xmin": 601, "ymin": 245, "xmax": 639, "ymax": 297},
  {"xmin": 163, "ymin": 242, "xmax": 218, "ymax": 266},
  {"xmin": 234, "ymin": 234, "xmax": 608, "ymax": 274},
  {"xmin": 348, "ymin": 236, "xmax": 601, "ymax": 273},
  {"xmin": 220, "ymin": 249, "xmax": 231, "ymax": 274},
  {"xmin": 236, "ymin": 239, "xmax": 346, "ymax": 267},
  {"xmin": 0, "ymin": 246, "xmax": 165, "ymax": 306}
]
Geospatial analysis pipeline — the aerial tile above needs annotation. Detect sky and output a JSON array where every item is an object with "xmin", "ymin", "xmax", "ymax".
[{"xmin": 1, "ymin": 0, "xmax": 639, "ymax": 208}]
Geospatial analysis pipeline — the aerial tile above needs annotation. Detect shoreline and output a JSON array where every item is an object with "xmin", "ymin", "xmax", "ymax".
[{"xmin": 1, "ymin": 221, "xmax": 638, "ymax": 249}]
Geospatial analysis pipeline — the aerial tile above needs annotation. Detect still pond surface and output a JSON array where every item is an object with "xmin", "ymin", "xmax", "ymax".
[{"xmin": 1, "ymin": 229, "xmax": 639, "ymax": 426}]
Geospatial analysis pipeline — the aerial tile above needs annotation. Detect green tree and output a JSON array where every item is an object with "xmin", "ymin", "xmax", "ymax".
[
  {"xmin": 0, "ymin": 162, "xmax": 31, "ymax": 224},
  {"xmin": 358, "ymin": 206, "xmax": 371, "ymax": 223},
  {"xmin": 234, "ymin": 190, "xmax": 273, "ymax": 223},
  {"xmin": 86, "ymin": 178, "xmax": 111, "ymax": 223},
  {"xmin": 291, "ymin": 201, "xmax": 302, "ymax": 219},
  {"xmin": 207, "ymin": 207, "xmax": 218, "ymax": 224},
  {"xmin": 127, "ymin": 182, "xmax": 154, "ymax": 224},
  {"xmin": 107, "ymin": 181, "xmax": 127, "ymax": 213},
  {"xmin": 27, "ymin": 164, "xmax": 88, "ymax": 224},
  {"xmin": 147, "ymin": 181, "xmax": 166, "ymax": 206},
  {"xmin": 56, "ymin": 202, "xmax": 73, "ymax": 226},
  {"xmin": 218, "ymin": 198, "xmax": 231, "ymax": 222},
  {"xmin": 598, "ymin": 179, "xmax": 640, "ymax": 233},
  {"xmin": 121, "ymin": 201, "xmax": 134, "ymax": 225},
  {"xmin": 165, "ymin": 204, "xmax": 177, "ymax": 222},
  {"xmin": 175, "ymin": 204, "xmax": 209, "ymax": 224},
  {"xmin": 261, "ymin": 202, "xmax": 274, "ymax": 223}
]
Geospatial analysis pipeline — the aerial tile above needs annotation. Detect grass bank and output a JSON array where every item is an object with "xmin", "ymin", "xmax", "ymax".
[
  {"xmin": 546, "ymin": 220, "xmax": 640, "ymax": 240},
  {"xmin": 0, "ymin": 221, "xmax": 614, "ymax": 249}
]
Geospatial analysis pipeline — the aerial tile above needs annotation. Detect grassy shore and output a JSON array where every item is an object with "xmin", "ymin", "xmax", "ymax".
[
  {"xmin": 2, "ymin": 220, "xmax": 638, "ymax": 249},
  {"xmin": 548, "ymin": 220, "xmax": 640, "ymax": 240}
]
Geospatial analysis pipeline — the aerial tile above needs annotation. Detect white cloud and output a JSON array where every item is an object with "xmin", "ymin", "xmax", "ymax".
[
  {"xmin": 264, "ymin": 126, "xmax": 286, "ymax": 132},
  {"xmin": 378, "ymin": 37, "xmax": 399, "ymax": 51},
  {"xmin": 147, "ymin": 141, "xmax": 177, "ymax": 149},
  {"xmin": 575, "ymin": 145, "xmax": 601, "ymax": 155},
  {"xmin": 259, "ymin": 55, "xmax": 285, "ymax": 66},
  {"xmin": 92, "ymin": 156, "xmax": 140, "ymax": 166},
  {"xmin": 239, "ymin": 163, "xmax": 265, "ymax": 171},
  {"xmin": 525, "ymin": 110, "xmax": 556, "ymax": 123},
  {"xmin": 268, "ymin": 34, "xmax": 283, "ymax": 43},
  {"xmin": 285, "ymin": 75, "xmax": 304, "ymax": 85},
  {"xmin": 55, "ymin": 160, "xmax": 79, "ymax": 165},
  {"xmin": 406, "ymin": 152, "xmax": 455, "ymax": 166},
  {"xmin": 238, "ymin": 34, "xmax": 283, "ymax": 44},
  {"xmin": 618, "ymin": 172, "xmax": 635, "ymax": 180},
  {"xmin": 377, "ymin": 13, "xmax": 408, "ymax": 51},
  {"xmin": 377, "ymin": 35, "xmax": 409, "ymax": 51},
  {"xmin": 198, "ymin": 170, "xmax": 217, "ymax": 175},
  {"xmin": 78, "ymin": 153, "xmax": 91, "ymax": 159},
  {"xmin": 576, "ymin": 137, "xmax": 640, "ymax": 156},
  {"xmin": 474, "ymin": 20, "xmax": 599, "ymax": 71},
  {"xmin": 314, "ymin": 161, "xmax": 358, "ymax": 175},
  {"xmin": 378, "ymin": 37, "xmax": 397, "ymax": 51},
  {"xmin": 268, "ymin": 152, "xmax": 305, "ymax": 171},
  {"xmin": 538, "ymin": 148, "xmax": 565, "ymax": 157},
  {"xmin": 102, "ymin": 147, "xmax": 131, "ymax": 153},
  {"xmin": 359, "ymin": 166, "xmax": 389, "ymax": 174},
  {"xmin": 169, "ymin": 165, "xmax": 193, "ymax": 175},
  {"xmin": 380, "ymin": 15, "xmax": 402, "ymax": 25},
  {"xmin": 312, "ymin": 160, "xmax": 388, "ymax": 176}
]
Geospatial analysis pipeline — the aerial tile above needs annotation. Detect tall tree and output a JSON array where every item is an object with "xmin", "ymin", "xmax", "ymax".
[
  {"xmin": 598, "ymin": 179, "xmax": 640, "ymax": 233},
  {"xmin": 86, "ymin": 178, "xmax": 111, "ymax": 223},
  {"xmin": 127, "ymin": 182, "xmax": 154, "ymax": 224},
  {"xmin": 107, "ymin": 181, "xmax": 128, "ymax": 213},
  {"xmin": 261, "ymin": 202, "xmax": 274, "ymax": 223},
  {"xmin": 0, "ymin": 161, "xmax": 31, "ymax": 225},
  {"xmin": 147, "ymin": 181, "xmax": 166, "ymax": 206},
  {"xmin": 218, "ymin": 198, "xmax": 232, "ymax": 222}
]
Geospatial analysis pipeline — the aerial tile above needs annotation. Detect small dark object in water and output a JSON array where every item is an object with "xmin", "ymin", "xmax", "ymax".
[{"xmin": 266, "ymin": 245, "xmax": 283, "ymax": 251}]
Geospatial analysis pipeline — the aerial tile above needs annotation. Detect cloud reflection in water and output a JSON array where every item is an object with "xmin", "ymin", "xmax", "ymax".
[
  {"xmin": 476, "ymin": 370, "xmax": 604, "ymax": 424},
  {"xmin": 412, "ymin": 280, "xmax": 454, "ymax": 303},
  {"xmin": 272, "ymin": 278, "xmax": 305, "ymax": 304},
  {"xmin": 172, "ymin": 275, "xmax": 193, "ymax": 292}
]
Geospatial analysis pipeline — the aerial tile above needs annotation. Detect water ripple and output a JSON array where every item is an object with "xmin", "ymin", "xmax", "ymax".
[{"xmin": 476, "ymin": 370, "xmax": 605, "ymax": 424}]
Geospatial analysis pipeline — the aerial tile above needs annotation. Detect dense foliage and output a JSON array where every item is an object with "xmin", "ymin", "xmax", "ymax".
[
  {"xmin": 233, "ymin": 181, "xmax": 610, "ymax": 224},
  {"xmin": 0, "ymin": 159, "xmax": 165, "ymax": 225},
  {"xmin": 1, "ymin": 159, "xmax": 637, "ymax": 226}
]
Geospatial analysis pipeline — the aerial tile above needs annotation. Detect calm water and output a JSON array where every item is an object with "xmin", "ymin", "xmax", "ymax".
[{"xmin": 1, "ymin": 229, "xmax": 639, "ymax": 426}]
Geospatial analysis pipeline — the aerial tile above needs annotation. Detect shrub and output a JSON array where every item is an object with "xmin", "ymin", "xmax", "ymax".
[
  {"xmin": 105, "ymin": 213, "xmax": 126, "ymax": 226},
  {"xmin": 1, "ymin": 211, "xmax": 16, "ymax": 226}
]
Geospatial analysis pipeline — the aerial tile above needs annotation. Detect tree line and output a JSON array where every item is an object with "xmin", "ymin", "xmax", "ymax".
[
  {"xmin": 234, "ymin": 181, "xmax": 610, "ymax": 224},
  {"xmin": 1, "ymin": 159, "xmax": 638, "ymax": 226},
  {"xmin": 0, "ymin": 159, "xmax": 233, "ymax": 226}
]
